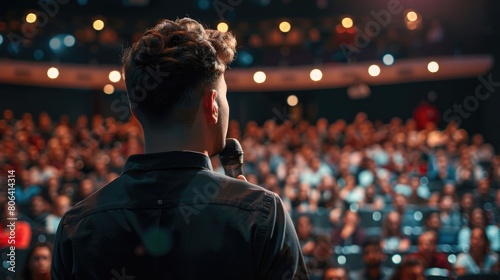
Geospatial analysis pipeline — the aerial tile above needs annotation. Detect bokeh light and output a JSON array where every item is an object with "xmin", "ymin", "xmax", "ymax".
[
  {"xmin": 26, "ymin": 13, "xmax": 37, "ymax": 24},
  {"xmin": 382, "ymin": 54, "xmax": 395, "ymax": 66},
  {"xmin": 47, "ymin": 67, "xmax": 59, "ymax": 79},
  {"xmin": 310, "ymin": 69, "xmax": 323, "ymax": 81},
  {"xmin": 279, "ymin": 21, "xmax": 291, "ymax": 33},
  {"xmin": 217, "ymin": 22, "xmax": 229, "ymax": 32},
  {"xmin": 108, "ymin": 70, "xmax": 121, "ymax": 83},
  {"xmin": 368, "ymin": 65, "xmax": 381, "ymax": 77},
  {"xmin": 287, "ymin": 95, "xmax": 298, "ymax": 106},
  {"xmin": 428, "ymin": 61, "xmax": 439, "ymax": 73},
  {"xmin": 253, "ymin": 71, "xmax": 266, "ymax": 83},
  {"xmin": 341, "ymin": 17, "xmax": 353, "ymax": 28},
  {"xmin": 93, "ymin": 19, "xmax": 104, "ymax": 31},
  {"xmin": 103, "ymin": 84, "xmax": 114, "ymax": 94}
]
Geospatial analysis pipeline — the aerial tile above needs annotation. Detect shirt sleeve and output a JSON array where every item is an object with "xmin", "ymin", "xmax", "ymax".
[
  {"xmin": 51, "ymin": 220, "xmax": 72, "ymax": 280},
  {"xmin": 254, "ymin": 193, "xmax": 309, "ymax": 280}
]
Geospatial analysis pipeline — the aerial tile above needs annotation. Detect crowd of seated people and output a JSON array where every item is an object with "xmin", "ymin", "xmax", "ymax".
[{"xmin": 0, "ymin": 109, "xmax": 499, "ymax": 279}]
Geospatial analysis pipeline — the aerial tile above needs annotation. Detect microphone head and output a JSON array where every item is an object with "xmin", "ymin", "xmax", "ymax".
[{"xmin": 219, "ymin": 138, "xmax": 244, "ymax": 165}]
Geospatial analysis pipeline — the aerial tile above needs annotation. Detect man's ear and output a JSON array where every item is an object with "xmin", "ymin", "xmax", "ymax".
[{"xmin": 203, "ymin": 90, "xmax": 218, "ymax": 124}]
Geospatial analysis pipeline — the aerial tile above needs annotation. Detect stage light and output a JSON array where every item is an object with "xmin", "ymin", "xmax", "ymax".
[
  {"xmin": 47, "ymin": 67, "xmax": 59, "ymax": 79},
  {"xmin": 406, "ymin": 11, "xmax": 418, "ymax": 22},
  {"xmin": 287, "ymin": 95, "xmax": 298, "ymax": 107},
  {"xmin": 108, "ymin": 70, "xmax": 121, "ymax": 83},
  {"xmin": 279, "ymin": 21, "xmax": 291, "ymax": 33},
  {"xmin": 310, "ymin": 69, "xmax": 323, "ymax": 81},
  {"xmin": 217, "ymin": 22, "xmax": 229, "ymax": 32},
  {"xmin": 368, "ymin": 65, "xmax": 380, "ymax": 77},
  {"xmin": 382, "ymin": 54, "xmax": 394, "ymax": 66},
  {"xmin": 77, "ymin": 0, "xmax": 88, "ymax": 5},
  {"xmin": 341, "ymin": 17, "xmax": 353, "ymax": 29},
  {"xmin": 93, "ymin": 19, "xmax": 104, "ymax": 31},
  {"xmin": 104, "ymin": 84, "xmax": 115, "ymax": 94},
  {"xmin": 428, "ymin": 61, "xmax": 439, "ymax": 73},
  {"xmin": 49, "ymin": 37, "xmax": 62, "ymax": 51},
  {"xmin": 253, "ymin": 71, "xmax": 266, "ymax": 83},
  {"xmin": 26, "ymin": 13, "xmax": 37, "ymax": 24},
  {"xmin": 0, "ymin": 34, "xmax": 3, "ymax": 46},
  {"xmin": 63, "ymin": 35, "xmax": 75, "ymax": 47}
]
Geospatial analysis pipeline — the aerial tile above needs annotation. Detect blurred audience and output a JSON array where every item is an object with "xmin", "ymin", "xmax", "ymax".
[
  {"xmin": 407, "ymin": 231, "xmax": 451, "ymax": 271},
  {"xmin": 455, "ymin": 227, "xmax": 500, "ymax": 276},
  {"xmin": 1, "ymin": 110, "xmax": 499, "ymax": 278}
]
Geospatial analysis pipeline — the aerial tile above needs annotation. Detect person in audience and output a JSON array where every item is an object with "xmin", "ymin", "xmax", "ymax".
[
  {"xmin": 474, "ymin": 178, "xmax": 495, "ymax": 208},
  {"xmin": 331, "ymin": 209, "xmax": 366, "ymax": 246},
  {"xmin": 28, "ymin": 195, "xmax": 50, "ymax": 235},
  {"xmin": 339, "ymin": 174, "xmax": 365, "ymax": 206},
  {"xmin": 45, "ymin": 195, "xmax": 72, "ymax": 234},
  {"xmin": 438, "ymin": 195, "xmax": 462, "ymax": 244},
  {"xmin": 323, "ymin": 263, "xmax": 349, "ymax": 280},
  {"xmin": 305, "ymin": 234, "xmax": 334, "ymax": 272},
  {"xmin": 360, "ymin": 184, "xmax": 385, "ymax": 210},
  {"xmin": 381, "ymin": 211, "xmax": 411, "ymax": 252},
  {"xmin": 407, "ymin": 231, "xmax": 451, "ymax": 271},
  {"xmin": 458, "ymin": 207, "xmax": 500, "ymax": 252},
  {"xmin": 455, "ymin": 227, "xmax": 500, "ymax": 276},
  {"xmin": 15, "ymin": 170, "xmax": 42, "ymax": 213},
  {"xmin": 21, "ymin": 242, "xmax": 53, "ymax": 280},
  {"xmin": 74, "ymin": 178, "xmax": 96, "ymax": 204},
  {"xmin": 390, "ymin": 257, "xmax": 425, "ymax": 280},
  {"xmin": 296, "ymin": 214, "xmax": 316, "ymax": 255},
  {"xmin": 459, "ymin": 193, "xmax": 475, "ymax": 226},
  {"xmin": 361, "ymin": 238, "xmax": 391, "ymax": 280}
]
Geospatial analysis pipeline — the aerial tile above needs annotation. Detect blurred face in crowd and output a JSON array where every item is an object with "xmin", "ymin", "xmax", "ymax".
[
  {"xmin": 30, "ymin": 196, "xmax": 48, "ymax": 216},
  {"xmin": 54, "ymin": 195, "xmax": 71, "ymax": 217},
  {"xmin": 386, "ymin": 212, "xmax": 401, "ymax": 236},
  {"xmin": 344, "ymin": 210, "xmax": 358, "ymax": 226},
  {"xmin": 363, "ymin": 244, "xmax": 384, "ymax": 267},
  {"xmin": 442, "ymin": 183, "xmax": 456, "ymax": 197},
  {"xmin": 418, "ymin": 232, "xmax": 437, "ymax": 257},
  {"xmin": 393, "ymin": 194, "xmax": 407, "ymax": 211},
  {"xmin": 425, "ymin": 212, "xmax": 441, "ymax": 232},
  {"xmin": 471, "ymin": 208, "xmax": 486, "ymax": 228},
  {"xmin": 297, "ymin": 216, "xmax": 312, "ymax": 241},
  {"xmin": 79, "ymin": 179, "xmax": 95, "ymax": 199},
  {"xmin": 470, "ymin": 228, "xmax": 488, "ymax": 254},
  {"xmin": 298, "ymin": 183, "xmax": 310, "ymax": 201},
  {"xmin": 400, "ymin": 263, "xmax": 425, "ymax": 280},
  {"xmin": 460, "ymin": 193, "xmax": 473, "ymax": 210},
  {"xmin": 477, "ymin": 179, "xmax": 490, "ymax": 196},
  {"xmin": 29, "ymin": 246, "xmax": 52, "ymax": 276},
  {"xmin": 439, "ymin": 196, "xmax": 453, "ymax": 213},
  {"xmin": 323, "ymin": 267, "xmax": 348, "ymax": 280}
]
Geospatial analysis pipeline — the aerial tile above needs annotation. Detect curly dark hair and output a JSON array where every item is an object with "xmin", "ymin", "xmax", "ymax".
[{"xmin": 122, "ymin": 17, "xmax": 237, "ymax": 127}]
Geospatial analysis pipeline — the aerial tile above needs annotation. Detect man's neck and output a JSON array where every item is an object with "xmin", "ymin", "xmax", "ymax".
[{"xmin": 143, "ymin": 126, "xmax": 210, "ymax": 156}]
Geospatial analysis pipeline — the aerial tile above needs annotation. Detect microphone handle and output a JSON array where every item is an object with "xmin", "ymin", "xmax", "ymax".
[{"xmin": 223, "ymin": 163, "xmax": 243, "ymax": 178}]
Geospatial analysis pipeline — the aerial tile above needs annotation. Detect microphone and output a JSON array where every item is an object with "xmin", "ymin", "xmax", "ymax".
[{"xmin": 219, "ymin": 138, "xmax": 244, "ymax": 178}]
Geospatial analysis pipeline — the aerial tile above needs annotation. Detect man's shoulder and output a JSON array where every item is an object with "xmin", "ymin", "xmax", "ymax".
[
  {"xmin": 183, "ymin": 170, "xmax": 281, "ymax": 212},
  {"xmin": 61, "ymin": 171, "xmax": 281, "ymax": 226}
]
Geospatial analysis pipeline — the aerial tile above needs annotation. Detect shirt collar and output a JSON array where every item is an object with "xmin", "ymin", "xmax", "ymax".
[{"xmin": 122, "ymin": 150, "xmax": 213, "ymax": 173}]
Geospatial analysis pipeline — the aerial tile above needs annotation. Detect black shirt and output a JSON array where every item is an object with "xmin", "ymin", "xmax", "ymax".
[{"xmin": 51, "ymin": 151, "xmax": 308, "ymax": 279}]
